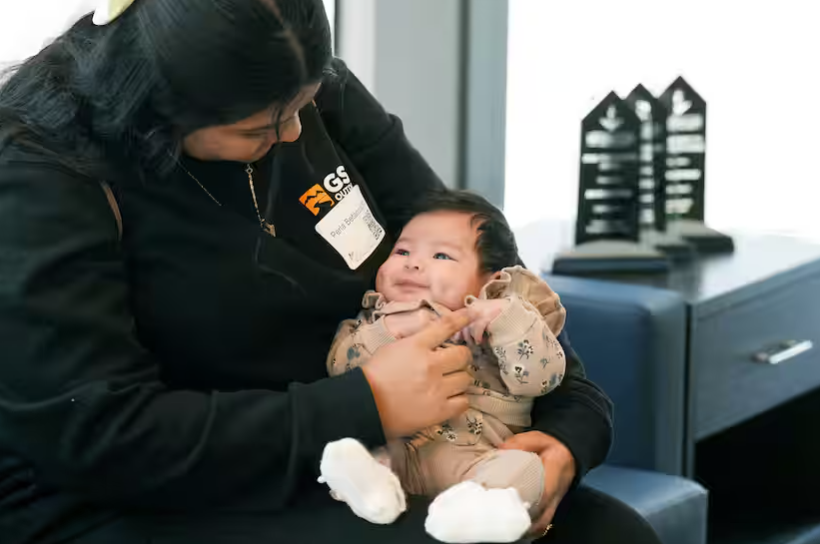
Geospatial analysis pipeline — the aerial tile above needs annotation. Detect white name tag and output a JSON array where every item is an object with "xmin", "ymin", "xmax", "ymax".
[{"xmin": 315, "ymin": 185, "xmax": 385, "ymax": 270}]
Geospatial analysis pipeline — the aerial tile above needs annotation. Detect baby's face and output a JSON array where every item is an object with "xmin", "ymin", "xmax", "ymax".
[{"xmin": 376, "ymin": 211, "xmax": 492, "ymax": 310}]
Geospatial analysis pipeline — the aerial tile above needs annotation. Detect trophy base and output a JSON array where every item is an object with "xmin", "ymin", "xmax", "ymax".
[
  {"xmin": 552, "ymin": 240, "xmax": 670, "ymax": 276},
  {"xmin": 670, "ymin": 219, "xmax": 735, "ymax": 254},
  {"xmin": 642, "ymin": 229, "xmax": 697, "ymax": 262}
]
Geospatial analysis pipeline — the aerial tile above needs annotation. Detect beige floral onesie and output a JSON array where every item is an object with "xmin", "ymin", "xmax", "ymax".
[{"xmin": 327, "ymin": 266, "xmax": 567, "ymax": 512}]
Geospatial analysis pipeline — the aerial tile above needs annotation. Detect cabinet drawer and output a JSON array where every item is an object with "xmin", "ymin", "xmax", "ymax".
[{"xmin": 693, "ymin": 274, "xmax": 820, "ymax": 439}]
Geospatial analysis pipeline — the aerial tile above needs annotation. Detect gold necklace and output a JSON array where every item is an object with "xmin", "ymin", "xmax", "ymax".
[
  {"xmin": 178, "ymin": 160, "xmax": 276, "ymax": 237},
  {"xmin": 178, "ymin": 161, "xmax": 222, "ymax": 207},
  {"xmin": 244, "ymin": 164, "xmax": 276, "ymax": 237}
]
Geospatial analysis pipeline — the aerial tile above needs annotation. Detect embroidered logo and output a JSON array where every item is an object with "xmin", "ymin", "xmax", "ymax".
[
  {"xmin": 299, "ymin": 184, "xmax": 335, "ymax": 216},
  {"xmin": 323, "ymin": 166, "xmax": 354, "ymax": 202}
]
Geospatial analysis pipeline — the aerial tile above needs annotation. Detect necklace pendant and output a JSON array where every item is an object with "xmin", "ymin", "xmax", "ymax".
[{"xmin": 263, "ymin": 222, "xmax": 277, "ymax": 237}]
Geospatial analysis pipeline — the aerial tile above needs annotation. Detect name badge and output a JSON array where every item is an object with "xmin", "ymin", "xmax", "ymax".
[{"xmin": 315, "ymin": 185, "xmax": 385, "ymax": 269}]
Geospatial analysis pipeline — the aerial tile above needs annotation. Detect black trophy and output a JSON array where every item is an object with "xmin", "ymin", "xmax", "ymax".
[
  {"xmin": 552, "ymin": 92, "xmax": 669, "ymax": 275},
  {"xmin": 624, "ymin": 84, "xmax": 695, "ymax": 261},
  {"xmin": 659, "ymin": 77, "xmax": 734, "ymax": 253}
]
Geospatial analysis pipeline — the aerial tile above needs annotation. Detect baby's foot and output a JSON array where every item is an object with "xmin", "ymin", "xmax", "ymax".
[
  {"xmin": 318, "ymin": 438, "xmax": 406, "ymax": 525},
  {"xmin": 425, "ymin": 481, "xmax": 531, "ymax": 543}
]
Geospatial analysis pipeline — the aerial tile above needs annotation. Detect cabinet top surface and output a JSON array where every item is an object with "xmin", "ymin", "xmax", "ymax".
[{"xmin": 515, "ymin": 220, "xmax": 820, "ymax": 308}]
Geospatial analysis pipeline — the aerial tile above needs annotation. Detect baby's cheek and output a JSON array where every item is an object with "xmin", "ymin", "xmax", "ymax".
[
  {"xmin": 438, "ymin": 286, "xmax": 468, "ymax": 311},
  {"xmin": 455, "ymin": 275, "xmax": 478, "ymax": 297}
]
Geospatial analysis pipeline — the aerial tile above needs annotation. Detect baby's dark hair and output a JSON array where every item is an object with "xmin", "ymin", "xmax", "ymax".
[{"xmin": 405, "ymin": 189, "xmax": 520, "ymax": 273}]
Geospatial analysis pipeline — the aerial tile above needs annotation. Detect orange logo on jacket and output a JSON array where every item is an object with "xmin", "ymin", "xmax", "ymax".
[{"xmin": 299, "ymin": 184, "xmax": 335, "ymax": 216}]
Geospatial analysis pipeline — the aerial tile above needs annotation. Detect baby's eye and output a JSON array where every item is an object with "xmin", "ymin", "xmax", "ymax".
[
  {"xmin": 434, "ymin": 253, "xmax": 453, "ymax": 261},
  {"xmin": 395, "ymin": 249, "xmax": 409, "ymax": 256}
]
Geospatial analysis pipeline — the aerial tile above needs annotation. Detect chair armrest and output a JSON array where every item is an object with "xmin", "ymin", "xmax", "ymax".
[
  {"xmin": 584, "ymin": 465, "xmax": 708, "ymax": 544},
  {"xmin": 544, "ymin": 275, "xmax": 687, "ymax": 474}
]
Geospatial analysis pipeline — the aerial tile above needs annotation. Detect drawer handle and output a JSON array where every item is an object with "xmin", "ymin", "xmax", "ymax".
[{"xmin": 752, "ymin": 340, "xmax": 814, "ymax": 365}]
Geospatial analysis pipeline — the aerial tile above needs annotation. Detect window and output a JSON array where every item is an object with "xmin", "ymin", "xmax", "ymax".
[{"xmin": 505, "ymin": 0, "xmax": 820, "ymax": 240}]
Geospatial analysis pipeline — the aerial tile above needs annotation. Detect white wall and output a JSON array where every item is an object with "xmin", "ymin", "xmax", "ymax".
[
  {"xmin": 505, "ymin": 0, "xmax": 820, "ymax": 240},
  {"xmin": 336, "ymin": 0, "xmax": 463, "ymax": 187},
  {"xmin": 374, "ymin": 0, "xmax": 463, "ymax": 187},
  {"xmin": 323, "ymin": 0, "xmax": 336, "ymax": 50},
  {"xmin": 0, "ymin": 1, "xmax": 85, "ymax": 66},
  {"xmin": 337, "ymin": 0, "xmax": 376, "ymax": 90}
]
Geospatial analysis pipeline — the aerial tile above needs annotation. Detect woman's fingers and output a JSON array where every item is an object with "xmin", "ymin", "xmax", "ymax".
[
  {"xmin": 442, "ymin": 393, "xmax": 470, "ymax": 421},
  {"xmin": 432, "ymin": 344, "xmax": 472, "ymax": 375},
  {"xmin": 441, "ymin": 370, "xmax": 473, "ymax": 398},
  {"xmin": 412, "ymin": 309, "xmax": 471, "ymax": 349},
  {"xmin": 499, "ymin": 430, "xmax": 551, "ymax": 453}
]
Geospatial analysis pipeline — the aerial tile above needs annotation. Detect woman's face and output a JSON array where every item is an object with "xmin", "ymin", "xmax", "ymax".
[{"xmin": 182, "ymin": 83, "xmax": 321, "ymax": 163}]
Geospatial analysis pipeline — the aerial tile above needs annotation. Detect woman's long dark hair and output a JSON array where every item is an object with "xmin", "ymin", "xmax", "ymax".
[{"xmin": 0, "ymin": 0, "xmax": 333, "ymax": 176}]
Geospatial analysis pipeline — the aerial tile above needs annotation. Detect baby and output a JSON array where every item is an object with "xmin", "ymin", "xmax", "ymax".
[{"xmin": 318, "ymin": 190, "xmax": 567, "ymax": 543}]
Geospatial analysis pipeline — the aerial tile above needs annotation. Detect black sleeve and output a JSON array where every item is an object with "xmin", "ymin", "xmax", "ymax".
[
  {"xmin": 530, "ymin": 329, "xmax": 614, "ymax": 485},
  {"xmin": 316, "ymin": 58, "xmax": 445, "ymax": 235},
  {"xmin": 0, "ymin": 160, "xmax": 385, "ymax": 510}
]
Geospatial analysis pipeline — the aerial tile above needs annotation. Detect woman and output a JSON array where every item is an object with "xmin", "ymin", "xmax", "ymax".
[{"xmin": 0, "ymin": 1, "xmax": 656, "ymax": 543}]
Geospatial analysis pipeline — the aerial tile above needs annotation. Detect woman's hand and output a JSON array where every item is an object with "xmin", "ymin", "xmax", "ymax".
[
  {"xmin": 362, "ymin": 311, "xmax": 473, "ymax": 439},
  {"xmin": 459, "ymin": 298, "xmax": 510, "ymax": 344},
  {"xmin": 384, "ymin": 308, "xmax": 438, "ymax": 339},
  {"xmin": 499, "ymin": 431, "xmax": 577, "ymax": 537}
]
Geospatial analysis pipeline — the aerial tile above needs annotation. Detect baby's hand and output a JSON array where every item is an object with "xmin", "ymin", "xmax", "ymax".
[
  {"xmin": 460, "ymin": 298, "xmax": 510, "ymax": 345},
  {"xmin": 384, "ymin": 308, "xmax": 438, "ymax": 339}
]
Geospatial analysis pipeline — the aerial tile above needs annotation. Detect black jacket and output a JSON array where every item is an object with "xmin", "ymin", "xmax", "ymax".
[{"xmin": 0, "ymin": 60, "xmax": 612, "ymax": 543}]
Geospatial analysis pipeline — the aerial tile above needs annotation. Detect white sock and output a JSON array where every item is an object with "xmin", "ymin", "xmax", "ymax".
[
  {"xmin": 318, "ymin": 438, "xmax": 407, "ymax": 525},
  {"xmin": 425, "ymin": 481, "xmax": 531, "ymax": 543}
]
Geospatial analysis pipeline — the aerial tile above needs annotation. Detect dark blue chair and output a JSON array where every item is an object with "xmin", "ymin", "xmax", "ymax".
[{"xmin": 546, "ymin": 274, "xmax": 707, "ymax": 544}]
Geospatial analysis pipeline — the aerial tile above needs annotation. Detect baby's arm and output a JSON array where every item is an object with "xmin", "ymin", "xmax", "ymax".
[
  {"xmin": 326, "ymin": 304, "xmax": 442, "ymax": 376},
  {"xmin": 326, "ymin": 314, "xmax": 397, "ymax": 377},
  {"xmin": 484, "ymin": 294, "xmax": 567, "ymax": 397}
]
